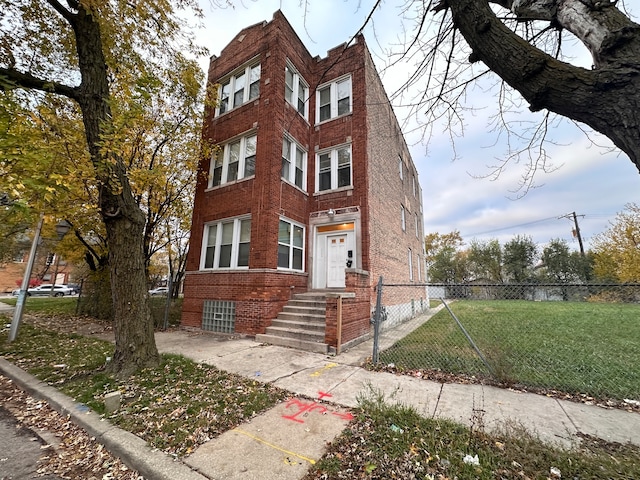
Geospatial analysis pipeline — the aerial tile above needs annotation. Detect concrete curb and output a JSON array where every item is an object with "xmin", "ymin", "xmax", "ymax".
[{"xmin": 0, "ymin": 357, "xmax": 208, "ymax": 480}]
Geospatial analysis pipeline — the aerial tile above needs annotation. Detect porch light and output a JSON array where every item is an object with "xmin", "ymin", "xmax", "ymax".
[{"xmin": 327, "ymin": 208, "xmax": 335, "ymax": 217}]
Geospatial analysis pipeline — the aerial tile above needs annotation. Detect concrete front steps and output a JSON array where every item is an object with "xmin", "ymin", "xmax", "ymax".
[{"xmin": 255, "ymin": 293, "xmax": 329, "ymax": 354}]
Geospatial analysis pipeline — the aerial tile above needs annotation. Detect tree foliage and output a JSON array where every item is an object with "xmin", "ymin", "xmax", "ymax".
[
  {"xmin": 502, "ymin": 235, "xmax": 538, "ymax": 282},
  {"xmin": 541, "ymin": 238, "xmax": 592, "ymax": 284},
  {"xmin": 591, "ymin": 203, "xmax": 640, "ymax": 282},
  {"xmin": 0, "ymin": 0, "xmax": 206, "ymax": 376},
  {"xmin": 467, "ymin": 239, "xmax": 502, "ymax": 283}
]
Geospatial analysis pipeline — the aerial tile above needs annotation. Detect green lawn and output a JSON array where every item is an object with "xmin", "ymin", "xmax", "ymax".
[
  {"xmin": 0, "ymin": 295, "xmax": 182, "ymax": 327},
  {"xmin": 379, "ymin": 300, "xmax": 640, "ymax": 401}
]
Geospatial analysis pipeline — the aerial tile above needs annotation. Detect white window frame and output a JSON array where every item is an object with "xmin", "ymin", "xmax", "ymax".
[
  {"xmin": 315, "ymin": 144, "xmax": 352, "ymax": 193},
  {"xmin": 281, "ymin": 135, "xmax": 307, "ymax": 191},
  {"xmin": 316, "ymin": 75, "xmax": 352, "ymax": 123},
  {"xmin": 278, "ymin": 218, "xmax": 305, "ymax": 271},
  {"xmin": 415, "ymin": 213, "xmax": 419, "ymax": 238},
  {"xmin": 285, "ymin": 61, "xmax": 309, "ymax": 119},
  {"xmin": 398, "ymin": 156, "xmax": 403, "ymax": 180},
  {"xmin": 201, "ymin": 217, "xmax": 251, "ymax": 270},
  {"xmin": 401, "ymin": 205, "xmax": 406, "ymax": 231},
  {"xmin": 216, "ymin": 62, "xmax": 261, "ymax": 116},
  {"xmin": 417, "ymin": 253, "xmax": 421, "ymax": 281},
  {"xmin": 408, "ymin": 248, "xmax": 414, "ymax": 281},
  {"xmin": 208, "ymin": 132, "xmax": 257, "ymax": 188},
  {"xmin": 413, "ymin": 175, "xmax": 416, "ymax": 196}
]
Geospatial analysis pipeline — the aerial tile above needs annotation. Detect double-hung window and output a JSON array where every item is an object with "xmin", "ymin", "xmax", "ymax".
[
  {"xmin": 217, "ymin": 63, "xmax": 261, "ymax": 115},
  {"xmin": 285, "ymin": 62, "xmax": 309, "ymax": 118},
  {"xmin": 202, "ymin": 217, "xmax": 251, "ymax": 269},
  {"xmin": 209, "ymin": 133, "xmax": 257, "ymax": 188},
  {"xmin": 401, "ymin": 205, "xmax": 406, "ymax": 231},
  {"xmin": 316, "ymin": 76, "xmax": 351, "ymax": 123},
  {"xmin": 316, "ymin": 145, "xmax": 351, "ymax": 192},
  {"xmin": 281, "ymin": 136, "xmax": 307, "ymax": 190},
  {"xmin": 278, "ymin": 219, "xmax": 304, "ymax": 271}
]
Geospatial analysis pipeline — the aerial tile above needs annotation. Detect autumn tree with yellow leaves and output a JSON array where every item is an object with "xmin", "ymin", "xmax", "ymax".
[{"xmin": 0, "ymin": 0, "xmax": 208, "ymax": 376}]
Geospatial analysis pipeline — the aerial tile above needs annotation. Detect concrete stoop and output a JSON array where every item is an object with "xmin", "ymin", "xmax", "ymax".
[{"xmin": 255, "ymin": 293, "xmax": 329, "ymax": 354}]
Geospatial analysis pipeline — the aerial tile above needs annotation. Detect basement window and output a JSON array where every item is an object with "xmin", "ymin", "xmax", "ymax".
[{"xmin": 202, "ymin": 300, "xmax": 236, "ymax": 333}]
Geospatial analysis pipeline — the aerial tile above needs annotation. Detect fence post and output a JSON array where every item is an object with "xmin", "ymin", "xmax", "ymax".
[{"xmin": 372, "ymin": 276, "xmax": 383, "ymax": 364}]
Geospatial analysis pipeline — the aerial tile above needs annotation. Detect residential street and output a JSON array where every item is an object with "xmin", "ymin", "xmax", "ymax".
[
  {"xmin": 0, "ymin": 405, "xmax": 62, "ymax": 480},
  {"xmin": 0, "ymin": 375, "xmax": 139, "ymax": 480}
]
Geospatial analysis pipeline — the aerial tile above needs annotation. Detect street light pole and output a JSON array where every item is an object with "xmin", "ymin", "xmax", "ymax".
[{"xmin": 8, "ymin": 214, "xmax": 45, "ymax": 342}]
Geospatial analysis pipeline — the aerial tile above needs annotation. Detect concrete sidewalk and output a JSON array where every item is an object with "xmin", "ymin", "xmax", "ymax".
[
  {"xmin": 155, "ymin": 330, "xmax": 640, "ymax": 451},
  {"xmin": 2, "ymin": 299, "xmax": 640, "ymax": 479}
]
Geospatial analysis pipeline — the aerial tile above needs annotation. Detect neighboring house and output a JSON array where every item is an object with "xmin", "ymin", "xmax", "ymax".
[{"xmin": 181, "ymin": 11, "xmax": 427, "ymax": 353}]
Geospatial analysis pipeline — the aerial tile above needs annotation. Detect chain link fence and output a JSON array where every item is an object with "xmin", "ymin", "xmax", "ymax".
[{"xmin": 370, "ymin": 280, "xmax": 640, "ymax": 405}]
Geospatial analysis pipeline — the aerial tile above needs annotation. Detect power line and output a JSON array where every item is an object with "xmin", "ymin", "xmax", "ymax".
[
  {"xmin": 464, "ymin": 216, "xmax": 560, "ymax": 237},
  {"xmin": 462, "ymin": 212, "xmax": 615, "ymax": 239}
]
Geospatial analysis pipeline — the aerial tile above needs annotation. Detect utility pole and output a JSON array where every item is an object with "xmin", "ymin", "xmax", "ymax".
[{"xmin": 560, "ymin": 212, "xmax": 585, "ymax": 256}]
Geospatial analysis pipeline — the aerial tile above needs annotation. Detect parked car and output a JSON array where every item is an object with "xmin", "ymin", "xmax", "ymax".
[
  {"xmin": 148, "ymin": 287, "xmax": 169, "ymax": 296},
  {"xmin": 11, "ymin": 284, "xmax": 74, "ymax": 297}
]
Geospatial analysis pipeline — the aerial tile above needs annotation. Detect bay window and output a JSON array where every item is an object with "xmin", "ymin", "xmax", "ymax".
[
  {"xmin": 202, "ymin": 217, "xmax": 251, "ymax": 270},
  {"xmin": 281, "ymin": 136, "xmax": 307, "ymax": 190},
  {"xmin": 217, "ymin": 63, "xmax": 261, "ymax": 115},
  {"xmin": 209, "ymin": 133, "xmax": 257, "ymax": 188},
  {"xmin": 278, "ymin": 219, "xmax": 304, "ymax": 271}
]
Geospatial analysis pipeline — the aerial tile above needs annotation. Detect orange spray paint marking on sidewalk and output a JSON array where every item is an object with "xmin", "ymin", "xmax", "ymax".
[{"xmin": 281, "ymin": 391, "xmax": 354, "ymax": 423}]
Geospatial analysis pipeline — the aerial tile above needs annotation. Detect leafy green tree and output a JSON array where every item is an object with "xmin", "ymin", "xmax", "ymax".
[
  {"xmin": 540, "ymin": 238, "xmax": 593, "ymax": 300},
  {"xmin": 467, "ymin": 239, "xmax": 503, "ymax": 283},
  {"xmin": 503, "ymin": 235, "xmax": 538, "ymax": 283},
  {"xmin": 592, "ymin": 203, "xmax": 640, "ymax": 282},
  {"xmin": 424, "ymin": 232, "xmax": 469, "ymax": 286},
  {"xmin": 0, "ymin": 1, "xmax": 206, "ymax": 376}
]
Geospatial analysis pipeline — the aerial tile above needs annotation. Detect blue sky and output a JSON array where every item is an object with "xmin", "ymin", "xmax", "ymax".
[{"xmin": 195, "ymin": 0, "xmax": 639, "ymax": 252}]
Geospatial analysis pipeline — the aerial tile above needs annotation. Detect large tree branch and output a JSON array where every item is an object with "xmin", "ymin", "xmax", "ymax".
[
  {"xmin": 45, "ymin": 0, "xmax": 77, "ymax": 25},
  {"xmin": 438, "ymin": 0, "xmax": 640, "ymax": 171},
  {"xmin": 0, "ymin": 67, "xmax": 78, "ymax": 99},
  {"xmin": 486, "ymin": 0, "xmax": 640, "ymax": 67}
]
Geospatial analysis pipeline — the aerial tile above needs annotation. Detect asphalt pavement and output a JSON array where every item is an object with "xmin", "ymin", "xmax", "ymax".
[{"xmin": 1, "ymin": 300, "xmax": 640, "ymax": 480}]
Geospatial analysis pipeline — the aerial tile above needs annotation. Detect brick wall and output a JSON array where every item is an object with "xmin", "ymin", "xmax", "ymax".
[
  {"xmin": 363, "ymin": 47, "xmax": 425, "ymax": 287},
  {"xmin": 181, "ymin": 269, "xmax": 308, "ymax": 334},
  {"xmin": 183, "ymin": 11, "xmax": 425, "ymax": 338},
  {"xmin": 324, "ymin": 269, "xmax": 371, "ymax": 348}
]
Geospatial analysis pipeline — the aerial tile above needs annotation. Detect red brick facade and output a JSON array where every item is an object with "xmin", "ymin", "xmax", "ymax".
[{"xmin": 181, "ymin": 11, "xmax": 426, "ymax": 347}]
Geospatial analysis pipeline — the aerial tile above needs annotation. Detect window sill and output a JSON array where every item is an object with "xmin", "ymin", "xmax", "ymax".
[
  {"xmin": 198, "ymin": 267, "xmax": 250, "ymax": 272},
  {"xmin": 281, "ymin": 179, "xmax": 309, "ymax": 195},
  {"xmin": 314, "ymin": 112, "xmax": 352, "ymax": 127},
  {"xmin": 206, "ymin": 175, "xmax": 255, "ymax": 192},
  {"xmin": 313, "ymin": 185, "xmax": 354, "ymax": 196},
  {"xmin": 214, "ymin": 96, "xmax": 261, "ymax": 118}
]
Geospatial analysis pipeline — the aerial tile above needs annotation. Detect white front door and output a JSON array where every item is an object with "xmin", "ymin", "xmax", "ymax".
[{"xmin": 327, "ymin": 234, "xmax": 347, "ymax": 288}]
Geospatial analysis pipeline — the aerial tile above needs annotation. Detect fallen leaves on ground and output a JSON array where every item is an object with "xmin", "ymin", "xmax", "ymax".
[{"xmin": 0, "ymin": 374, "xmax": 141, "ymax": 479}]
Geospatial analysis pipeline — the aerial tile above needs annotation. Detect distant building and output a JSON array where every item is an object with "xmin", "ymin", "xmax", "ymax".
[{"xmin": 181, "ymin": 11, "xmax": 426, "ymax": 352}]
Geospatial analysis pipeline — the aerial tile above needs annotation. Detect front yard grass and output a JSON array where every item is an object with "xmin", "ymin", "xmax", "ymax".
[{"xmin": 378, "ymin": 300, "xmax": 640, "ymax": 401}]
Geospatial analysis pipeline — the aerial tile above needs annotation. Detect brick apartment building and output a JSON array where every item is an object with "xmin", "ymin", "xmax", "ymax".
[{"xmin": 181, "ymin": 11, "xmax": 427, "ymax": 353}]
